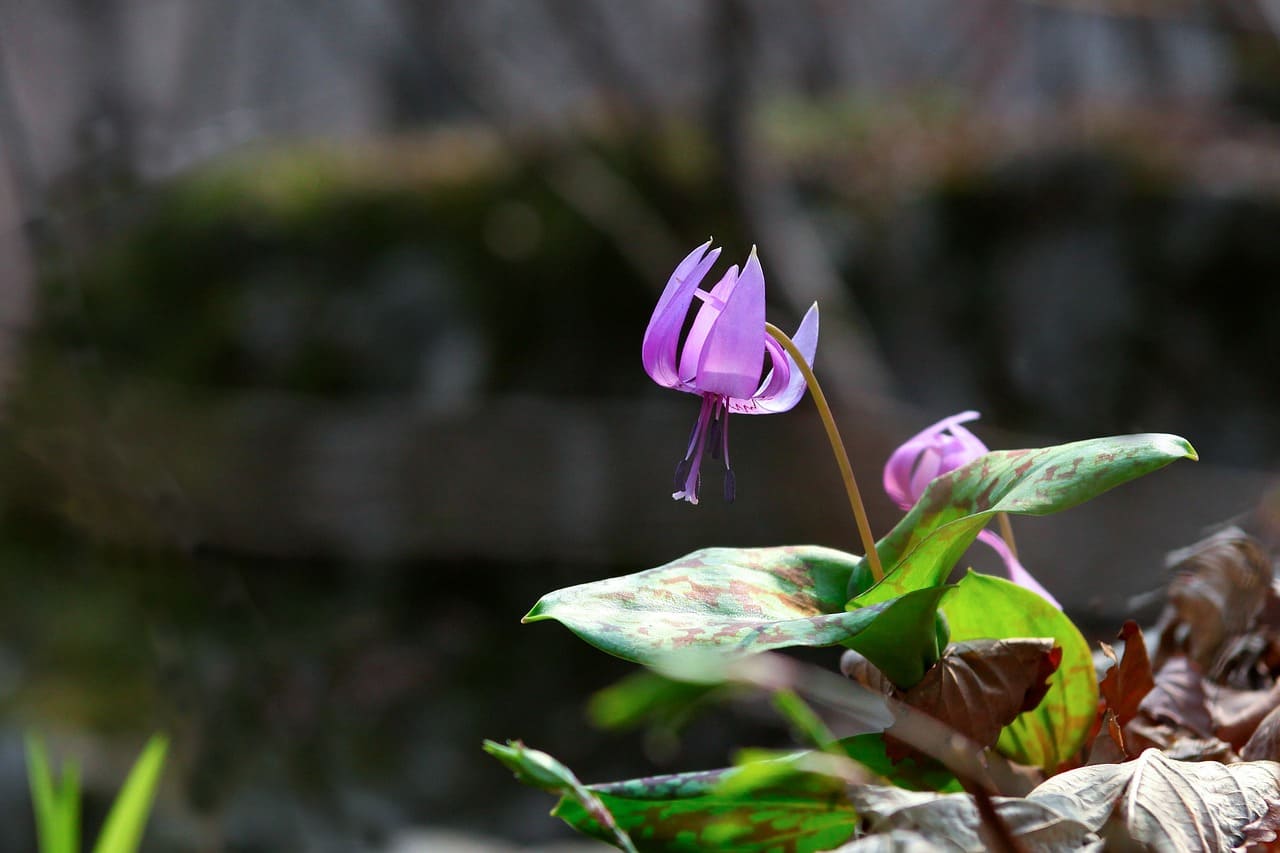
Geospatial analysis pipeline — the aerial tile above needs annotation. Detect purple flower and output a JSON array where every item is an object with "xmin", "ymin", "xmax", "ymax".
[
  {"xmin": 883, "ymin": 411, "xmax": 988, "ymax": 512},
  {"xmin": 643, "ymin": 240, "xmax": 818, "ymax": 504},
  {"xmin": 884, "ymin": 411, "xmax": 1061, "ymax": 608}
]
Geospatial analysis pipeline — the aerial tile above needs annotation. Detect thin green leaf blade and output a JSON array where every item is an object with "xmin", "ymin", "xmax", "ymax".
[
  {"xmin": 524, "ymin": 545, "xmax": 872, "ymax": 664},
  {"xmin": 91, "ymin": 734, "xmax": 168, "ymax": 853},
  {"xmin": 553, "ymin": 757, "xmax": 858, "ymax": 852},
  {"xmin": 941, "ymin": 572, "xmax": 1097, "ymax": 769},
  {"xmin": 57, "ymin": 763, "xmax": 80, "ymax": 853},
  {"xmin": 855, "ymin": 433, "xmax": 1195, "ymax": 606},
  {"xmin": 485, "ymin": 739, "xmax": 637, "ymax": 853},
  {"xmin": 24, "ymin": 735, "xmax": 78, "ymax": 853}
]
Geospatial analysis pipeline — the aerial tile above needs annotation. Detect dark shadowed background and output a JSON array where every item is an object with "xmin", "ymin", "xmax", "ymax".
[{"xmin": 2, "ymin": 1, "xmax": 1280, "ymax": 850}]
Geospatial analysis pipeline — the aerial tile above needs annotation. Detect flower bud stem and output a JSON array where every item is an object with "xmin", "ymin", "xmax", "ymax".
[
  {"xmin": 766, "ymin": 323, "xmax": 884, "ymax": 583},
  {"xmin": 997, "ymin": 512, "xmax": 1019, "ymax": 560}
]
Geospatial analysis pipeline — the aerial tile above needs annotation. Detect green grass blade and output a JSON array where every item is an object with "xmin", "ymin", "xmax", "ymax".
[
  {"xmin": 24, "ymin": 734, "xmax": 78, "ymax": 853},
  {"xmin": 58, "ymin": 762, "xmax": 80, "ymax": 853},
  {"xmin": 91, "ymin": 734, "xmax": 168, "ymax": 853}
]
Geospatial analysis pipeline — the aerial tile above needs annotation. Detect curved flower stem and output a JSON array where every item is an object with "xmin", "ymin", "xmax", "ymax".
[
  {"xmin": 765, "ymin": 323, "xmax": 884, "ymax": 583},
  {"xmin": 997, "ymin": 512, "xmax": 1019, "ymax": 560}
]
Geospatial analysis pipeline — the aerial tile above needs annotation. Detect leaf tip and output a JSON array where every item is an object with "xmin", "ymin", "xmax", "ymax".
[
  {"xmin": 522, "ymin": 600, "xmax": 549, "ymax": 624},
  {"xmin": 1157, "ymin": 433, "xmax": 1198, "ymax": 462},
  {"xmin": 482, "ymin": 738, "xmax": 515, "ymax": 760}
]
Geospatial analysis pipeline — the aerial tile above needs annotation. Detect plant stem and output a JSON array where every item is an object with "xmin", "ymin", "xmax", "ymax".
[
  {"xmin": 997, "ymin": 512, "xmax": 1019, "ymax": 560},
  {"xmin": 765, "ymin": 323, "xmax": 883, "ymax": 582}
]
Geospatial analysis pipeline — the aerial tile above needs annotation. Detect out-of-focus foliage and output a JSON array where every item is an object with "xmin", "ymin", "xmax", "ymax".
[{"xmin": 26, "ymin": 734, "xmax": 167, "ymax": 853}]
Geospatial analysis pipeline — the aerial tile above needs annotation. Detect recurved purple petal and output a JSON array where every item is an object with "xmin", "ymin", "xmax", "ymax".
[
  {"xmin": 732, "ymin": 301, "xmax": 819, "ymax": 415},
  {"xmin": 883, "ymin": 410, "xmax": 984, "ymax": 509},
  {"xmin": 689, "ymin": 249, "xmax": 767, "ymax": 399},
  {"xmin": 977, "ymin": 529, "xmax": 1062, "ymax": 609},
  {"xmin": 642, "ymin": 240, "xmax": 721, "ymax": 388},
  {"xmin": 941, "ymin": 420, "xmax": 987, "ymax": 467}
]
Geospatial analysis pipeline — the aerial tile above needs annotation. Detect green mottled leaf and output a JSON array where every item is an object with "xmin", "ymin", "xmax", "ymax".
[
  {"xmin": 554, "ymin": 755, "xmax": 857, "ymax": 852},
  {"xmin": 527, "ymin": 544, "xmax": 951, "ymax": 693},
  {"xmin": 942, "ymin": 572, "xmax": 1097, "ymax": 769},
  {"xmin": 485, "ymin": 740, "xmax": 637, "ymax": 853},
  {"xmin": 525, "ymin": 546, "xmax": 863, "ymax": 662},
  {"xmin": 853, "ymin": 434, "xmax": 1195, "ymax": 606}
]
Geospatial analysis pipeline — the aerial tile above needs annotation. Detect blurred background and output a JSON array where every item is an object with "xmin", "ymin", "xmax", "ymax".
[{"xmin": 2, "ymin": 0, "xmax": 1280, "ymax": 849}]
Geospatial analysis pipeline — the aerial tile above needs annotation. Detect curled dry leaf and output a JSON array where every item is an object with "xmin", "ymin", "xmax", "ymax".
[
  {"xmin": 840, "ymin": 648, "xmax": 895, "ymax": 698},
  {"xmin": 1131, "ymin": 650, "xmax": 1218, "ymax": 742},
  {"xmin": 1098, "ymin": 620, "xmax": 1155, "ymax": 729},
  {"xmin": 1090, "ymin": 620, "xmax": 1157, "ymax": 760},
  {"xmin": 1239, "ymin": 799, "xmax": 1280, "ymax": 852},
  {"xmin": 1158, "ymin": 527, "xmax": 1273, "ymax": 682},
  {"xmin": 876, "ymin": 638, "xmax": 1060, "ymax": 763},
  {"xmin": 1220, "ymin": 682, "xmax": 1280, "ymax": 751},
  {"xmin": 1245, "ymin": 705, "xmax": 1280, "ymax": 763},
  {"xmin": 1085, "ymin": 710, "xmax": 1128, "ymax": 765},
  {"xmin": 842, "ymin": 639, "xmax": 1062, "ymax": 757}
]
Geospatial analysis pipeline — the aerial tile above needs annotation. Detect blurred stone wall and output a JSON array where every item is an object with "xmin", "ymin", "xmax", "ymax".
[{"xmin": 5, "ymin": 134, "xmax": 1278, "ymax": 619}]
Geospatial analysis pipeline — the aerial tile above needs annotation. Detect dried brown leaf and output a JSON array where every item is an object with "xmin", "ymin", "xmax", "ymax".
[
  {"xmin": 1240, "ymin": 799, "xmax": 1280, "ymax": 852},
  {"xmin": 894, "ymin": 639, "xmax": 1061, "ymax": 755},
  {"xmin": 1030, "ymin": 749, "xmax": 1280, "ymax": 851},
  {"xmin": 848, "ymin": 785, "xmax": 1099, "ymax": 853},
  {"xmin": 1159, "ymin": 528, "xmax": 1273, "ymax": 680},
  {"xmin": 1217, "ymin": 682, "xmax": 1280, "ymax": 750},
  {"xmin": 839, "ymin": 648, "xmax": 894, "ymax": 697},
  {"xmin": 1085, "ymin": 709, "xmax": 1128, "ymax": 765},
  {"xmin": 1245, "ymin": 706, "xmax": 1280, "ymax": 763},
  {"xmin": 1136, "ymin": 656, "xmax": 1214, "ymax": 738},
  {"xmin": 1106, "ymin": 653, "xmax": 1233, "ymax": 759},
  {"xmin": 1099, "ymin": 620, "xmax": 1155, "ymax": 728}
]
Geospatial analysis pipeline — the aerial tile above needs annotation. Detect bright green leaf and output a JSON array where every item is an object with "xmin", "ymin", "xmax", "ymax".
[
  {"xmin": 854, "ymin": 434, "xmax": 1195, "ymax": 606},
  {"xmin": 942, "ymin": 573, "xmax": 1097, "ymax": 769},
  {"xmin": 92, "ymin": 734, "xmax": 167, "ymax": 853},
  {"xmin": 838, "ymin": 586, "xmax": 950, "ymax": 689}
]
